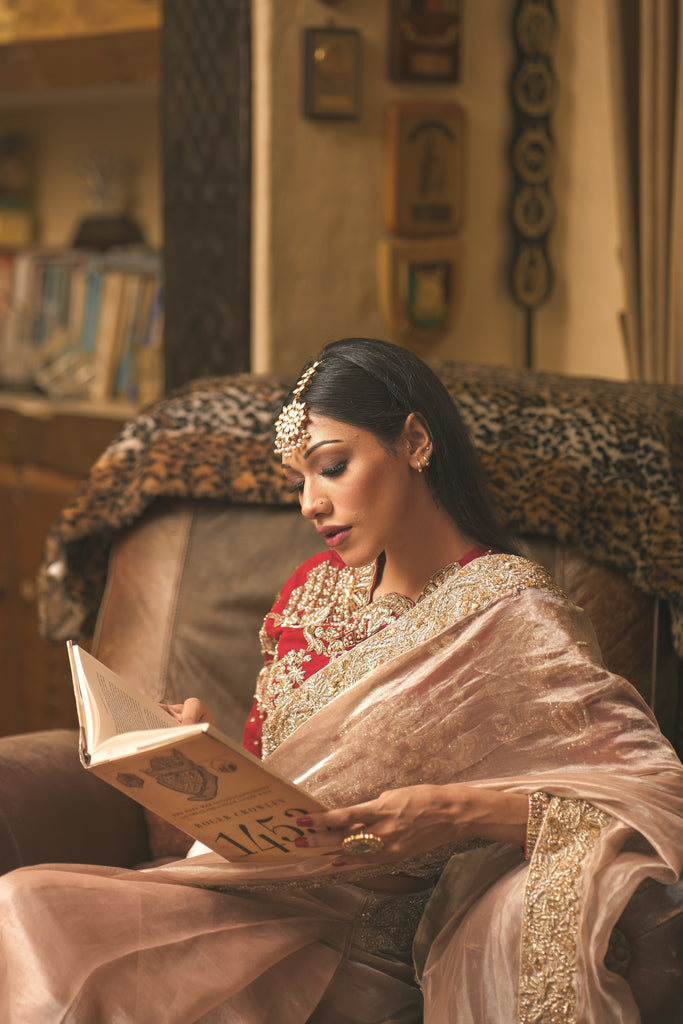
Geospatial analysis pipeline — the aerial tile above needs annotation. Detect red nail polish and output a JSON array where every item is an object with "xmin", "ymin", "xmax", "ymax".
[
  {"xmin": 296, "ymin": 817, "xmax": 314, "ymax": 828},
  {"xmin": 294, "ymin": 836, "xmax": 309, "ymax": 848}
]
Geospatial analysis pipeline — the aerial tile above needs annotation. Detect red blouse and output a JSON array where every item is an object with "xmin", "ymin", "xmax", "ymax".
[{"xmin": 242, "ymin": 546, "xmax": 487, "ymax": 758}]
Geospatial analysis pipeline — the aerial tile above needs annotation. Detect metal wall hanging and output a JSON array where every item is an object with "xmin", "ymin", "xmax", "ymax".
[{"xmin": 509, "ymin": 0, "xmax": 557, "ymax": 367}]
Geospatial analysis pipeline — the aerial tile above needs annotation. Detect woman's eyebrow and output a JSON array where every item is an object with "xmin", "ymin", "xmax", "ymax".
[
  {"xmin": 281, "ymin": 439, "xmax": 343, "ymax": 470},
  {"xmin": 303, "ymin": 439, "xmax": 342, "ymax": 460}
]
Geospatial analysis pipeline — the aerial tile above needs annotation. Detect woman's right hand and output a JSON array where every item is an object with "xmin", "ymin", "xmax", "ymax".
[{"xmin": 160, "ymin": 698, "xmax": 217, "ymax": 727}]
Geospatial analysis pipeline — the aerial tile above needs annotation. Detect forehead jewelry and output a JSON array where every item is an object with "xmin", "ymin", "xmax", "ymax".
[{"xmin": 273, "ymin": 360, "xmax": 320, "ymax": 457}]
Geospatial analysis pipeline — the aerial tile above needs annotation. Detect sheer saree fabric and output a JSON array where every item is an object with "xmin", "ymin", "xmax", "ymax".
[{"xmin": 1, "ymin": 554, "xmax": 682, "ymax": 1022}]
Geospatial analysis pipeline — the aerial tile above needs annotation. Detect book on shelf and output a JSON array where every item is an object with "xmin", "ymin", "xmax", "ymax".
[
  {"xmin": 89, "ymin": 269, "xmax": 125, "ymax": 401},
  {"xmin": 67, "ymin": 641, "xmax": 327, "ymax": 863},
  {"xmin": 133, "ymin": 279, "xmax": 164, "ymax": 405},
  {"xmin": 0, "ymin": 246, "xmax": 163, "ymax": 403}
]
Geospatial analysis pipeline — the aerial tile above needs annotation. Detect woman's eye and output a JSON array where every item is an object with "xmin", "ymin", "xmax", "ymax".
[
  {"xmin": 322, "ymin": 460, "xmax": 346, "ymax": 478},
  {"xmin": 286, "ymin": 480, "xmax": 304, "ymax": 494}
]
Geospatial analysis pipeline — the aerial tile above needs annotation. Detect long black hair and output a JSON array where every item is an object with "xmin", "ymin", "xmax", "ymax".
[{"xmin": 283, "ymin": 338, "xmax": 518, "ymax": 555}]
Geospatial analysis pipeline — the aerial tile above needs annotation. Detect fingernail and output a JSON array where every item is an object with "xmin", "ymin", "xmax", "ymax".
[
  {"xmin": 331, "ymin": 859, "xmax": 347, "ymax": 867},
  {"xmin": 294, "ymin": 836, "xmax": 309, "ymax": 848},
  {"xmin": 296, "ymin": 817, "xmax": 314, "ymax": 828}
]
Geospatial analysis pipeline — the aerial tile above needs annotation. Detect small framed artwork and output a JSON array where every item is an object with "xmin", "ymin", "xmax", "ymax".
[
  {"xmin": 377, "ymin": 237, "xmax": 461, "ymax": 353},
  {"xmin": 388, "ymin": 0, "xmax": 463, "ymax": 83},
  {"xmin": 384, "ymin": 101, "xmax": 465, "ymax": 237},
  {"xmin": 303, "ymin": 27, "xmax": 361, "ymax": 120}
]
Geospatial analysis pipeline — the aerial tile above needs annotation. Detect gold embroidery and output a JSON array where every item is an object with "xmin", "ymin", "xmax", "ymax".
[
  {"xmin": 519, "ymin": 796, "xmax": 611, "ymax": 1023},
  {"xmin": 255, "ymin": 560, "xmax": 412, "ymax": 718},
  {"xmin": 354, "ymin": 887, "xmax": 434, "ymax": 955},
  {"xmin": 525, "ymin": 791, "xmax": 551, "ymax": 859},
  {"xmin": 261, "ymin": 554, "xmax": 561, "ymax": 756},
  {"xmin": 268, "ymin": 560, "xmax": 408, "ymax": 657}
]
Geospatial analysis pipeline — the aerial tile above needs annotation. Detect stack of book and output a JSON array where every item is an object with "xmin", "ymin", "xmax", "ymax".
[{"xmin": 0, "ymin": 246, "xmax": 163, "ymax": 406}]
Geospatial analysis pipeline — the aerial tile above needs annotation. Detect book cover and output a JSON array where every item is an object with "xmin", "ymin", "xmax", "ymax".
[{"xmin": 68, "ymin": 642, "xmax": 327, "ymax": 862}]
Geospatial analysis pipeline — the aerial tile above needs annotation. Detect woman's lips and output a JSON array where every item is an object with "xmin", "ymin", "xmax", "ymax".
[{"xmin": 320, "ymin": 527, "xmax": 351, "ymax": 549}]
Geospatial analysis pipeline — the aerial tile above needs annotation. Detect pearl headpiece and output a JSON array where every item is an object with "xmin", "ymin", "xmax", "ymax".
[{"xmin": 273, "ymin": 360, "xmax": 320, "ymax": 457}]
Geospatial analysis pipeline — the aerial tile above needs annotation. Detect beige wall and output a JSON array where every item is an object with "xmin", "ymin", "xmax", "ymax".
[
  {"xmin": 0, "ymin": 4, "xmax": 626, "ymax": 382},
  {"xmin": 252, "ymin": 0, "xmax": 627, "ymax": 381},
  {"xmin": 535, "ymin": 0, "xmax": 627, "ymax": 379}
]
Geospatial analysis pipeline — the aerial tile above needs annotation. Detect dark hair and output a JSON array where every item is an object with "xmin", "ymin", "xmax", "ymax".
[{"xmin": 285, "ymin": 337, "xmax": 518, "ymax": 555}]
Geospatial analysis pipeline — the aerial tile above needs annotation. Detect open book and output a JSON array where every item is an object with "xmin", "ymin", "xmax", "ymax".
[{"xmin": 67, "ymin": 641, "xmax": 327, "ymax": 862}]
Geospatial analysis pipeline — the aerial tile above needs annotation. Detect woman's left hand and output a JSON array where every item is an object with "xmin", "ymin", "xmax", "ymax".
[{"xmin": 295, "ymin": 784, "xmax": 528, "ymax": 865}]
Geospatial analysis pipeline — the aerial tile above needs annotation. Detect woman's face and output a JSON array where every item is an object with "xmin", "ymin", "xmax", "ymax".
[{"xmin": 281, "ymin": 412, "xmax": 416, "ymax": 567}]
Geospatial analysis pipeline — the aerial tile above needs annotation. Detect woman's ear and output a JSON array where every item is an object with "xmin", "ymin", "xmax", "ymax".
[{"xmin": 402, "ymin": 413, "xmax": 432, "ymax": 466}]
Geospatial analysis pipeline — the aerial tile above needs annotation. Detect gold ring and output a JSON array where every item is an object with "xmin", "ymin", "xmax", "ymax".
[{"xmin": 342, "ymin": 831, "xmax": 384, "ymax": 855}]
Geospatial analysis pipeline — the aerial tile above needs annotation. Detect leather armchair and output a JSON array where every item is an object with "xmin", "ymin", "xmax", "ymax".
[
  {"xmin": 0, "ymin": 403, "xmax": 681, "ymax": 1019},
  {"xmin": 0, "ymin": 497, "xmax": 679, "ymax": 870}
]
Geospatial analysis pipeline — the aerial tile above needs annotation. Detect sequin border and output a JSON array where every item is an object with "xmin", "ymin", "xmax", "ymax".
[{"xmin": 518, "ymin": 796, "xmax": 611, "ymax": 1023}]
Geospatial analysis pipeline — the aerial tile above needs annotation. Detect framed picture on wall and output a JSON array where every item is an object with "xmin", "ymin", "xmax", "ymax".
[
  {"xmin": 303, "ymin": 27, "xmax": 361, "ymax": 120},
  {"xmin": 377, "ymin": 236, "xmax": 461, "ymax": 353},
  {"xmin": 388, "ymin": 0, "xmax": 462, "ymax": 83},
  {"xmin": 384, "ymin": 101, "xmax": 465, "ymax": 236}
]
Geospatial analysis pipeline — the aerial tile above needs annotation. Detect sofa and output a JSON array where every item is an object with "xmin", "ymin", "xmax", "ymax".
[{"xmin": 0, "ymin": 363, "xmax": 682, "ymax": 1019}]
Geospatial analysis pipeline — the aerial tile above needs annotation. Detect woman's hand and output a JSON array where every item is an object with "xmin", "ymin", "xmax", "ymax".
[
  {"xmin": 295, "ymin": 784, "xmax": 528, "ymax": 865},
  {"xmin": 160, "ymin": 698, "xmax": 217, "ymax": 727}
]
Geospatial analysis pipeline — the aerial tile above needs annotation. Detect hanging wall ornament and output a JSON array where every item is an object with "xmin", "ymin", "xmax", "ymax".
[{"xmin": 509, "ymin": 0, "xmax": 557, "ymax": 367}]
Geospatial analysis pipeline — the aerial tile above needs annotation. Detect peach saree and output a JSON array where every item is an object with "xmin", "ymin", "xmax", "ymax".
[{"xmin": 1, "ymin": 554, "xmax": 682, "ymax": 1023}]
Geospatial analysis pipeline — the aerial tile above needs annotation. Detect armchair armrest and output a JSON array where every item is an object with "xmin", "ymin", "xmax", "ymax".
[{"xmin": 0, "ymin": 729, "xmax": 150, "ymax": 875}]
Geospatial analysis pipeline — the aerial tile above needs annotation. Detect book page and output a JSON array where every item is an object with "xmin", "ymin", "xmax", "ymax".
[
  {"xmin": 70, "ymin": 643, "xmax": 174, "ymax": 752},
  {"xmin": 95, "ymin": 671, "xmax": 174, "ymax": 735}
]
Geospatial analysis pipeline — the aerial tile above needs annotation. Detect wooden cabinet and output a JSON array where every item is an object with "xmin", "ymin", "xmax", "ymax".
[
  {"xmin": 0, "ymin": 0, "xmax": 161, "ymax": 93},
  {"xmin": 0, "ymin": 0, "xmax": 161, "ymax": 42},
  {"xmin": 0, "ymin": 397, "xmax": 127, "ymax": 735}
]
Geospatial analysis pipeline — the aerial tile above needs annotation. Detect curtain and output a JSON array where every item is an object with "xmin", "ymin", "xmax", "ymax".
[{"xmin": 606, "ymin": 0, "xmax": 683, "ymax": 383}]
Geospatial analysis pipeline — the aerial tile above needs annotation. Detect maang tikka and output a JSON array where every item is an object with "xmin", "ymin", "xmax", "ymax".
[{"xmin": 273, "ymin": 360, "xmax": 320, "ymax": 457}]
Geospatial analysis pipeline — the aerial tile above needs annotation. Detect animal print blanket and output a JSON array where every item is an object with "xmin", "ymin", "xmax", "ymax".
[{"xmin": 37, "ymin": 363, "xmax": 683, "ymax": 656}]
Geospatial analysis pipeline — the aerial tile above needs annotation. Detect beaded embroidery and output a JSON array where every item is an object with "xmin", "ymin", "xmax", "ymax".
[
  {"xmin": 257, "ymin": 553, "xmax": 562, "ymax": 757},
  {"xmin": 519, "ymin": 796, "xmax": 611, "ymax": 1023},
  {"xmin": 273, "ymin": 360, "xmax": 320, "ymax": 456},
  {"xmin": 255, "ymin": 559, "xmax": 413, "ymax": 733}
]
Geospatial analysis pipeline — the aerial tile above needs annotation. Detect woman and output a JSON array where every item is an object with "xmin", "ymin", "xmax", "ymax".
[{"xmin": 1, "ymin": 337, "xmax": 682, "ymax": 1023}]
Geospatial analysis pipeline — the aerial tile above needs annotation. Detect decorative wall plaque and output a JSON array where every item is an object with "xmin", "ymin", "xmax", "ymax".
[
  {"xmin": 377, "ymin": 237, "xmax": 460, "ymax": 353},
  {"xmin": 388, "ymin": 0, "xmax": 462, "ymax": 83},
  {"xmin": 303, "ymin": 27, "xmax": 361, "ymax": 120},
  {"xmin": 384, "ymin": 101, "xmax": 465, "ymax": 237}
]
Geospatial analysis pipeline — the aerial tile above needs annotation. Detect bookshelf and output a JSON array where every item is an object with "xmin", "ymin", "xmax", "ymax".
[
  {"xmin": 0, "ymin": 0, "xmax": 163, "ymax": 734},
  {"xmin": 0, "ymin": 3, "xmax": 163, "ymax": 405},
  {"xmin": 0, "ymin": 0, "xmax": 253, "ymax": 734}
]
